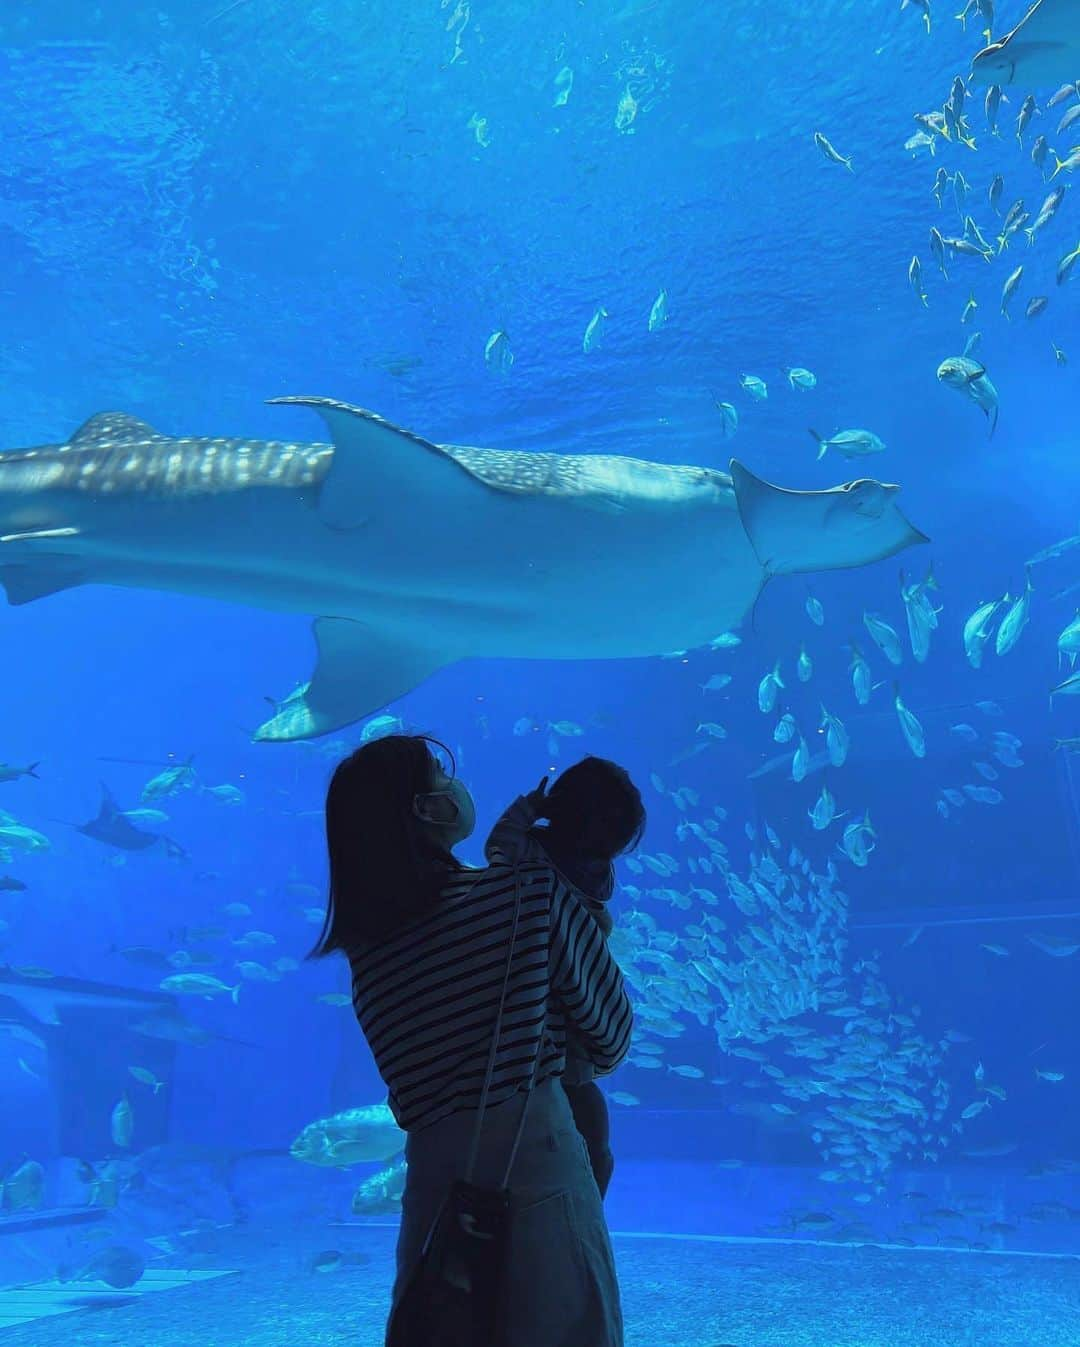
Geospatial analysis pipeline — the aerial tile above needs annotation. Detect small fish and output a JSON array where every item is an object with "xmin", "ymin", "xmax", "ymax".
[
  {"xmin": 548, "ymin": 719, "xmax": 585, "ymax": 736},
  {"xmin": 961, "ymin": 293, "xmax": 978, "ymax": 324},
  {"xmin": 1026, "ymin": 296, "xmax": 1049, "ymax": 320},
  {"xmin": 863, "ymin": 612, "xmax": 903, "ymax": 666},
  {"xmin": 808, "ymin": 785, "xmax": 845, "ymax": 832},
  {"xmin": 932, "ymin": 166, "xmax": 951, "ymax": 208},
  {"xmin": 995, "ymin": 569, "xmax": 1032, "ymax": 655},
  {"xmin": 900, "ymin": 564, "xmax": 940, "ymax": 664},
  {"xmin": 119, "ymin": 807, "xmax": 169, "ymax": 825},
  {"xmin": 808, "ymin": 427, "xmax": 885, "ymax": 460},
  {"xmin": 936, "ymin": 356, "xmax": 998, "ymax": 436},
  {"xmin": 894, "ymin": 684, "xmax": 926, "ymax": 758},
  {"xmin": 773, "ymin": 712, "xmax": 797, "ymax": 744},
  {"xmin": 962, "ymin": 598, "xmax": 1000, "ymax": 667},
  {"xmin": 141, "ymin": 757, "xmax": 197, "ymax": 802},
  {"xmin": 848, "ymin": 642, "xmax": 873, "ymax": 705},
  {"xmin": 1048, "ymin": 82, "xmax": 1079, "ymax": 109},
  {"xmin": 647, "ymin": 289, "xmax": 669, "ymax": 332},
  {"xmin": 110, "ymin": 1094, "xmax": 134, "ymax": 1148},
  {"xmin": 1026, "ymin": 186, "xmax": 1067, "ymax": 246},
  {"xmin": 700, "ymin": 673, "xmax": 732, "ymax": 693},
  {"xmin": 758, "ymin": 662, "xmax": 784, "ymax": 713},
  {"xmin": 739, "ymin": 373, "xmax": 768, "ymax": 401},
  {"xmin": 988, "ymin": 173, "xmax": 1004, "ymax": 212},
  {"xmin": 963, "ymin": 330, "xmax": 982, "ymax": 357},
  {"xmin": 127, "ymin": 1067, "xmax": 165, "ymax": 1094},
  {"xmin": 905, "ymin": 130, "xmax": 937, "ymax": 157},
  {"xmin": 960, "ymin": 1099, "xmax": 990, "ymax": 1120},
  {"xmin": 929, "ymin": 225, "xmax": 949, "ymax": 279},
  {"xmin": 1000, "ymin": 265, "xmax": 1024, "ymax": 317},
  {"xmin": 1057, "ymin": 242, "xmax": 1080, "ymax": 285},
  {"xmin": 813, "ymin": 131, "xmax": 853, "ymax": 172},
  {"xmin": 1057, "ymin": 103, "xmax": 1080, "ymax": 137},
  {"xmin": 713, "ymin": 398, "xmax": 739, "ymax": 439},
  {"xmin": 909, "ymin": 255, "xmax": 929, "ymax": 306},
  {"xmin": 483, "ymin": 330, "xmax": 514, "ymax": 372},
  {"xmin": 1031, "ymin": 134, "xmax": 1050, "ymax": 176},
  {"xmin": 1035, "ymin": 1069, "xmax": 1064, "ymax": 1082},
  {"xmin": 796, "ymin": 644, "xmax": 813, "ymax": 683},
  {"xmin": 582, "ymin": 307, "xmax": 609, "ymax": 353},
  {"xmin": 805, "ymin": 590, "xmax": 825, "ymax": 626},
  {"xmin": 819, "ymin": 705, "xmax": 850, "ymax": 767},
  {"xmin": 963, "ymin": 784, "xmax": 1004, "ymax": 804},
  {"xmin": 553, "ymin": 66, "xmax": 573, "ymax": 107},
  {"xmin": 985, "ymin": 89, "xmax": 1006, "ymax": 139},
  {"xmin": 839, "ymin": 812, "xmax": 876, "ymax": 867},
  {"xmin": 1050, "ymin": 146, "xmax": 1080, "ymax": 179},
  {"xmin": 1016, "ymin": 94, "xmax": 1038, "ymax": 146},
  {"xmin": 791, "ymin": 735, "xmax": 810, "ymax": 784},
  {"xmin": 786, "ymin": 366, "xmax": 817, "ymax": 391},
  {"xmin": 608, "ymin": 1091, "xmax": 641, "ymax": 1106}
]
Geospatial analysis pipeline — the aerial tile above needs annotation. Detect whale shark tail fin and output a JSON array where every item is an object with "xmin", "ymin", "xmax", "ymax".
[
  {"xmin": 729, "ymin": 460, "xmax": 929, "ymax": 578},
  {"xmin": 253, "ymin": 617, "xmax": 452, "ymax": 742}
]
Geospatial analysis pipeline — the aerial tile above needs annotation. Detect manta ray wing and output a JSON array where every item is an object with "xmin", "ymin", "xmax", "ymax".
[
  {"xmin": 730, "ymin": 460, "xmax": 929, "ymax": 576},
  {"xmin": 972, "ymin": 0, "xmax": 1080, "ymax": 85}
]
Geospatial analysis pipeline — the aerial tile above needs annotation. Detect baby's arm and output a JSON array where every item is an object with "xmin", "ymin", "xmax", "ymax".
[{"xmin": 484, "ymin": 776, "xmax": 551, "ymax": 866}]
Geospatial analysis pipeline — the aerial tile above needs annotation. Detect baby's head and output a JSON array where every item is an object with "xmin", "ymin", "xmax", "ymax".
[{"xmin": 542, "ymin": 756, "xmax": 646, "ymax": 870}]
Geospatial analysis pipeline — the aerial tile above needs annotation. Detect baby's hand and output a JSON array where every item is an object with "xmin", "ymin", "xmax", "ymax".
[{"xmin": 523, "ymin": 775, "xmax": 551, "ymax": 816}]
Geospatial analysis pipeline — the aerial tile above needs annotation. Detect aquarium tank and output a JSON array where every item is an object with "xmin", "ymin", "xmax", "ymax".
[{"xmin": 0, "ymin": 0, "xmax": 1078, "ymax": 1343}]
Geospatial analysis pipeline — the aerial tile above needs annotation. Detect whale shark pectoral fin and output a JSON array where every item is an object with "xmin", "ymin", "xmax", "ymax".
[
  {"xmin": 253, "ymin": 617, "xmax": 452, "ymax": 742},
  {"xmin": 267, "ymin": 397, "xmax": 493, "ymax": 530},
  {"xmin": 0, "ymin": 564, "xmax": 85, "ymax": 606},
  {"xmin": 730, "ymin": 459, "xmax": 929, "ymax": 578}
]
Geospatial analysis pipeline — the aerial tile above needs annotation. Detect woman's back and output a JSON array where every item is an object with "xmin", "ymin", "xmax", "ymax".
[{"xmin": 348, "ymin": 859, "xmax": 632, "ymax": 1133}]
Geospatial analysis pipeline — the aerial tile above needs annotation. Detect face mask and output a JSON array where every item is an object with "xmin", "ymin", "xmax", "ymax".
[{"xmin": 413, "ymin": 779, "xmax": 470, "ymax": 828}]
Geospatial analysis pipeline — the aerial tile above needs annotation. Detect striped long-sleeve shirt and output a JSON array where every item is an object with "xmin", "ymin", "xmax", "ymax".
[{"xmin": 348, "ymin": 860, "xmax": 633, "ymax": 1133}]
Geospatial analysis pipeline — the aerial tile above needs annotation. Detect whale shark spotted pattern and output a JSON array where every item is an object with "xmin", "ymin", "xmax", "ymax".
[{"xmin": 0, "ymin": 399, "xmax": 928, "ymax": 740}]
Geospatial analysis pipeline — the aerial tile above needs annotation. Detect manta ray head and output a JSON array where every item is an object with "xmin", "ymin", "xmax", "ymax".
[{"xmin": 970, "ymin": 40, "xmax": 1014, "ymax": 87}]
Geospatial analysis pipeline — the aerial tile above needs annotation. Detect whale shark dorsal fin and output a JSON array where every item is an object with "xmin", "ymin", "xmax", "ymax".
[
  {"xmin": 253, "ymin": 616, "xmax": 451, "ymax": 742},
  {"xmin": 729, "ymin": 459, "xmax": 929, "ymax": 577},
  {"xmin": 267, "ymin": 397, "xmax": 493, "ymax": 530},
  {"xmin": 70, "ymin": 412, "xmax": 160, "ymax": 448}
]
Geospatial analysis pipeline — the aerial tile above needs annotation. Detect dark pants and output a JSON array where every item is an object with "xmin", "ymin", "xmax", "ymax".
[{"xmin": 563, "ymin": 1080, "xmax": 614, "ymax": 1200}]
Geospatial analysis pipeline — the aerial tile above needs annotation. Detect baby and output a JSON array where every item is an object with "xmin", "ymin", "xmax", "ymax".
[{"xmin": 486, "ymin": 755, "xmax": 645, "ymax": 1199}]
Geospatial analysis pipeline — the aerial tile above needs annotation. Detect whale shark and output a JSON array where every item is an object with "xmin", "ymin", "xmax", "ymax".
[{"xmin": 0, "ymin": 398, "xmax": 928, "ymax": 741}]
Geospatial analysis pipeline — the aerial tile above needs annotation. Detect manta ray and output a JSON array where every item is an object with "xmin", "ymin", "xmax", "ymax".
[
  {"xmin": 0, "ymin": 398, "xmax": 928, "ymax": 741},
  {"xmin": 970, "ymin": 0, "xmax": 1080, "ymax": 87}
]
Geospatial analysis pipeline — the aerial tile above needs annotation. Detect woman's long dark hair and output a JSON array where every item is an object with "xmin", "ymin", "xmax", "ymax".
[{"xmin": 308, "ymin": 734, "xmax": 461, "ymax": 957}]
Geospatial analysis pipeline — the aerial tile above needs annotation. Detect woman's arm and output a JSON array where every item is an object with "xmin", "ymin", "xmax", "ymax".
[{"xmin": 548, "ymin": 876, "xmax": 633, "ymax": 1075}]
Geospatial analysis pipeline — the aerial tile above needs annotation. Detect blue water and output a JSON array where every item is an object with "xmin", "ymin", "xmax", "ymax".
[{"xmin": 1, "ymin": 1, "xmax": 1079, "ymax": 1341}]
